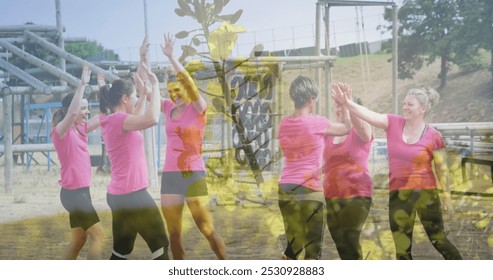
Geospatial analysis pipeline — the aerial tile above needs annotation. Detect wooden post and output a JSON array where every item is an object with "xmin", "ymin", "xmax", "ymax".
[
  {"xmin": 55, "ymin": 0, "xmax": 66, "ymax": 88},
  {"xmin": 324, "ymin": 4, "xmax": 331, "ymax": 118},
  {"xmin": 315, "ymin": 2, "xmax": 321, "ymax": 115},
  {"xmin": 392, "ymin": 3, "xmax": 398, "ymax": 115},
  {"xmin": 2, "ymin": 87, "xmax": 13, "ymax": 193},
  {"xmin": 142, "ymin": 0, "xmax": 158, "ymax": 189}
]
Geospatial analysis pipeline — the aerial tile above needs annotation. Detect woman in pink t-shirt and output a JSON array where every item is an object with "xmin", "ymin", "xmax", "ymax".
[
  {"xmin": 99, "ymin": 38, "xmax": 169, "ymax": 260},
  {"xmin": 51, "ymin": 64, "xmax": 104, "ymax": 259},
  {"xmin": 332, "ymin": 85, "xmax": 462, "ymax": 260},
  {"xmin": 278, "ymin": 76, "xmax": 351, "ymax": 260},
  {"xmin": 158, "ymin": 33, "xmax": 226, "ymax": 260},
  {"xmin": 323, "ymin": 83, "xmax": 373, "ymax": 260}
]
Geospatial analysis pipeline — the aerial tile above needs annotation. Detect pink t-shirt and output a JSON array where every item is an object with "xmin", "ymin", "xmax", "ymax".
[
  {"xmin": 52, "ymin": 124, "xmax": 91, "ymax": 190},
  {"xmin": 278, "ymin": 115, "xmax": 329, "ymax": 191},
  {"xmin": 323, "ymin": 128, "xmax": 374, "ymax": 198},
  {"xmin": 162, "ymin": 100, "xmax": 206, "ymax": 172},
  {"xmin": 100, "ymin": 112, "xmax": 148, "ymax": 195},
  {"xmin": 386, "ymin": 114, "xmax": 445, "ymax": 192}
]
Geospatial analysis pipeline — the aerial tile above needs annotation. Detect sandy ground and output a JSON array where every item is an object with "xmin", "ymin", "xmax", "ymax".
[{"xmin": 0, "ymin": 151, "xmax": 492, "ymax": 260}]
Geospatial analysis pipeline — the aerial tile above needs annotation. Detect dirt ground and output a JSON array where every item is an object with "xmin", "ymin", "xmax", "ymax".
[{"xmin": 0, "ymin": 151, "xmax": 492, "ymax": 260}]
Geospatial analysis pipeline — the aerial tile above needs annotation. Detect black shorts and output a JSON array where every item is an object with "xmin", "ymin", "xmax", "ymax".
[
  {"xmin": 60, "ymin": 187, "xmax": 100, "ymax": 231},
  {"xmin": 107, "ymin": 188, "xmax": 168, "ymax": 257},
  {"xmin": 160, "ymin": 171, "xmax": 208, "ymax": 197}
]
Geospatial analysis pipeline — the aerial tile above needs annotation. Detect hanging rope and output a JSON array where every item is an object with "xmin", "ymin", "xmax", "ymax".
[
  {"xmin": 360, "ymin": 6, "xmax": 374, "ymax": 110},
  {"xmin": 355, "ymin": 6, "xmax": 368, "ymax": 100}
]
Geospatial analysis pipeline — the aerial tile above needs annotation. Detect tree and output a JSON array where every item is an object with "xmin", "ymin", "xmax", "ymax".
[
  {"xmin": 65, "ymin": 40, "xmax": 119, "ymax": 61},
  {"xmin": 384, "ymin": 0, "xmax": 461, "ymax": 88},
  {"xmin": 454, "ymin": 0, "xmax": 493, "ymax": 88},
  {"xmin": 173, "ymin": 0, "xmax": 268, "ymax": 183}
]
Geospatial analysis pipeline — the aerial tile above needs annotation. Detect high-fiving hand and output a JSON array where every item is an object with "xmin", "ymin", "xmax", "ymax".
[{"xmin": 331, "ymin": 82, "xmax": 351, "ymax": 106}]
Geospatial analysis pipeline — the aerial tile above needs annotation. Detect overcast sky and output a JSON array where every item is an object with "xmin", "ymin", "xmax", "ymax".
[{"xmin": 1, "ymin": 0, "xmax": 396, "ymax": 61}]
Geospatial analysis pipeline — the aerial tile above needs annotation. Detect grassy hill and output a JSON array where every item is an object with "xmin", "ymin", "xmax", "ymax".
[
  {"xmin": 280, "ymin": 53, "xmax": 492, "ymax": 126},
  {"xmin": 327, "ymin": 53, "xmax": 493, "ymax": 124}
]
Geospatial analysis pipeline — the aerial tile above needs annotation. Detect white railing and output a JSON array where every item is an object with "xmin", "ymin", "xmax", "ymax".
[{"xmin": 431, "ymin": 122, "xmax": 493, "ymax": 155}]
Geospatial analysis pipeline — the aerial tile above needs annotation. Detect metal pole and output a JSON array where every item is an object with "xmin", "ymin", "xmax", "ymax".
[
  {"xmin": 142, "ymin": 0, "xmax": 158, "ymax": 189},
  {"xmin": 392, "ymin": 4, "xmax": 398, "ymax": 114}
]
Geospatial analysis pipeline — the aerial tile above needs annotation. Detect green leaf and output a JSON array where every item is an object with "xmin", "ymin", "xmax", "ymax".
[
  {"xmin": 181, "ymin": 45, "xmax": 197, "ymax": 56},
  {"xmin": 175, "ymin": 8, "xmax": 186, "ymax": 17},
  {"xmin": 192, "ymin": 37, "xmax": 201, "ymax": 46},
  {"xmin": 175, "ymin": 31, "xmax": 190, "ymax": 39},
  {"xmin": 219, "ymin": 9, "xmax": 243, "ymax": 24},
  {"xmin": 229, "ymin": 9, "xmax": 243, "ymax": 24},
  {"xmin": 193, "ymin": 0, "xmax": 205, "ymax": 23},
  {"xmin": 177, "ymin": 0, "xmax": 194, "ymax": 16},
  {"xmin": 213, "ymin": 0, "xmax": 224, "ymax": 16}
]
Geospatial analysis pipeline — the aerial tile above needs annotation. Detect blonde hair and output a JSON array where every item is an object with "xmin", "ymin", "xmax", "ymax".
[{"xmin": 406, "ymin": 87, "xmax": 440, "ymax": 114}]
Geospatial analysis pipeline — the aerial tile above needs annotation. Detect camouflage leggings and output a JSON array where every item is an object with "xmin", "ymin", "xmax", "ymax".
[
  {"xmin": 389, "ymin": 189, "xmax": 462, "ymax": 260},
  {"xmin": 278, "ymin": 184, "xmax": 325, "ymax": 260}
]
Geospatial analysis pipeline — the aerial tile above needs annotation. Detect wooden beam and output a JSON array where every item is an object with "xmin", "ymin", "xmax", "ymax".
[
  {"xmin": 0, "ymin": 144, "xmax": 56, "ymax": 153},
  {"xmin": 0, "ymin": 39, "xmax": 80, "ymax": 87},
  {"xmin": 0, "ymin": 58, "xmax": 52, "ymax": 94},
  {"xmin": 24, "ymin": 30, "xmax": 119, "ymax": 82}
]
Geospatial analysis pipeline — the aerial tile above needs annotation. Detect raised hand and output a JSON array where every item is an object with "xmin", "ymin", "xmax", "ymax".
[
  {"xmin": 331, "ymin": 82, "xmax": 349, "ymax": 106},
  {"xmin": 132, "ymin": 72, "xmax": 148, "ymax": 95},
  {"xmin": 80, "ymin": 64, "xmax": 91, "ymax": 85},
  {"xmin": 139, "ymin": 35, "xmax": 150, "ymax": 60},
  {"xmin": 97, "ymin": 72, "xmax": 106, "ymax": 87},
  {"xmin": 338, "ymin": 82, "xmax": 352, "ymax": 100},
  {"xmin": 160, "ymin": 33, "xmax": 175, "ymax": 58},
  {"xmin": 140, "ymin": 61, "xmax": 158, "ymax": 85}
]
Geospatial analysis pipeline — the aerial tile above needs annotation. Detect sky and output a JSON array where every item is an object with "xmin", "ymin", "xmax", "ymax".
[{"xmin": 0, "ymin": 0, "xmax": 396, "ymax": 62}]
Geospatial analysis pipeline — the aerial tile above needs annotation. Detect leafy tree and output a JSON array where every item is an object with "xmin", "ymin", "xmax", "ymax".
[
  {"xmin": 454, "ymin": 0, "xmax": 493, "ymax": 87},
  {"xmin": 173, "ymin": 0, "xmax": 266, "ymax": 182},
  {"xmin": 65, "ymin": 40, "xmax": 119, "ymax": 61},
  {"xmin": 384, "ymin": 0, "xmax": 461, "ymax": 88}
]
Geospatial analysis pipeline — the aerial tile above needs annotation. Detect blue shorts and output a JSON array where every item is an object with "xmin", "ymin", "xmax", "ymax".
[{"xmin": 160, "ymin": 171, "xmax": 208, "ymax": 197}]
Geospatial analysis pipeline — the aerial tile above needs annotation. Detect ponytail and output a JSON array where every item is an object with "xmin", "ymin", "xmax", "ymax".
[
  {"xmin": 99, "ymin": 84, "xmax": 112, "ymax": 114},
  {"xmin": 98, "ymin": 79, "xmax": 135, "ymax": 115},
  {"xmin": 52, "ymin": 93, "xmax": 75, "ymax": 127}
]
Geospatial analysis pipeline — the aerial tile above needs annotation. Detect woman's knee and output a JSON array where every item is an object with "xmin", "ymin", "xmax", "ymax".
[
  {"xmin": 196, "ymin": 220, "xmax": 215, "ymax": 238},
  {"xmin": 86, "ymin": 223, "xmax": 104, "ymax": 242},
  {"xmin": 72, "ymin": 235, "xmax": 87, "ymax": 249},
  {"xmin": 71, "ymin": 228, "xmax": 87, "ymax": 246},
  {"xmin": 166, "ymin": 226, "xmax": 182, "ymax": 239}
]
